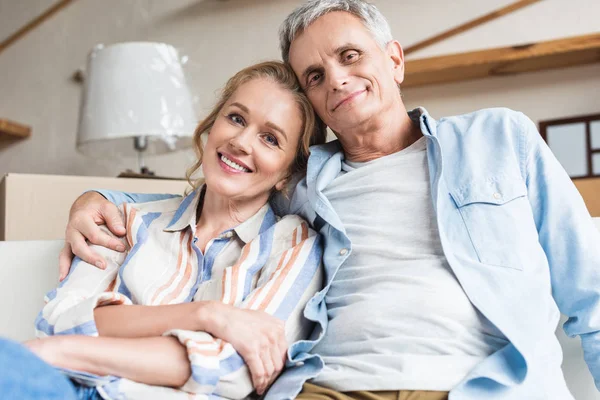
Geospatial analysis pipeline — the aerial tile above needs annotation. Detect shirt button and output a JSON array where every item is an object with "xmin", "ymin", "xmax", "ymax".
[
  {"xmin": 339, "ymin": 248, "xmax": 348, "ymax": 256},
  {"xmin": 295, "ymin": 361, "xmax": 305, "ymax": 367},
  {"xmin": 223, "ymin": 231, "xmax": 234, "ymax": 239},
  {"xmin": 493, "ymin": 192, "xmax": 502, "ymax": 199}
]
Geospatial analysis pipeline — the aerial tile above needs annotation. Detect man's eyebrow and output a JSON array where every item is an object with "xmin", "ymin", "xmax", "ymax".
[
  {"xmin": 334, "ymin": 43, "xmax": 359, "ymax": 55},
  {"xmin": 302, "ymin": 63, "xmax": 322, "ymax": 80},
  {"xmin": 266, "ymin": 121, "xmax": 288, "ymax": 142},
  {"xmin": 301, "ymin": 43, "xmax": 361, "ymax": 79},
  {"xmin": 229, "ymin": 102, "xmax": 250, "ymax": 113}
]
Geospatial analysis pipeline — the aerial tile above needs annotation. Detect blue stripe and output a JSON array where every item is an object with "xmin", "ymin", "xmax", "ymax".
[
  {"xmin": 219, "ymin": 352, "xmax": 246, "ymax": 375},
  {"xmin": 191, "ymin": 365, "xmax": 220, "ymax": 386},
  {"xmin": 259, "ymin": 206, "xmax": 277, "ymax": 234},
  {"xmin": 117, "ymin": 212, "xmax": 161, "ymax": 299},
  {"xmin": 34, "ymin": 312, "xmax": 98, "ymax": 337},
  {"xmin": 165, "ymin": 190, "xmax": 197, "ymax": 229},
  {"xmin": 190, "ymin": 352, "xmax": 246, "ymax": 387},
  {"xmin": 202, "ymin": 238, "xmax": 229, "ymax": 282},
  {"xmin": 141, "ymin": 212, "xmax": 161, "ymax": 227},
  {"xmin": 56, "ymin": 320, "xmax": 98, "ymax": 336},
  {"xmin": 274, "ymin": 236, "xmax": 322, "ymax": 320},
  {"xmin": 184, "ymin": 245, "xmax": 204, "ymax": 303},
  {"xmin": 243, "ymin": 227, "xmax": 274, "ymax": 299},
  {"xmin": 34, "ymin": 311, "xmax": 54, "ymax": 336},
  {"xmin": 36, "ymin": 257, "xmax": 93, "ymax": 337},
  {"xmin": 46, "ymin": 257, "xmax": 84, "ymax": 303},
  {"xmin": 99, "ymin": 379, "xmax": 122, "ymax": 399}
]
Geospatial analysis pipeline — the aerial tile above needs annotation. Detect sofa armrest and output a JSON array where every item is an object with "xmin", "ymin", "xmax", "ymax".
[{"xmin": 0, "ymin": 240, "xmax": 62, "ymax": 340}]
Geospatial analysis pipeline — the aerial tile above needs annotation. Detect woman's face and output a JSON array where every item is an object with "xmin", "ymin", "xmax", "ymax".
[{"xmin": 202, "ymin": 77, "xmax": 304, "ymax": 203}]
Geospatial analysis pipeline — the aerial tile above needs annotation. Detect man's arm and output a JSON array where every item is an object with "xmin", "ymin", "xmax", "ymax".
[
  {"xmin": 59, "ymin": 190, "xmax": 180, "ymax": 280},
  {"xmin": 520, "ymin": 112, "xmax": 600, "ymax": 389}
]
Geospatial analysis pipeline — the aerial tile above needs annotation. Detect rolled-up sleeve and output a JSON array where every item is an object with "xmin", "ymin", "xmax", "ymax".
[
  {"xmin": 35, "ymin": 226, "xmax": 130, "ymax": 338},
  {"xmin": 164, "ymin": 216, "xmax": 324, "ymax": 398}
]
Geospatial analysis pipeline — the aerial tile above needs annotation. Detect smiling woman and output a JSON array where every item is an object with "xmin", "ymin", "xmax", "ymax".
[{"xmin": 3, "ymin": 61, "xmax": 327, "ymax": 400}]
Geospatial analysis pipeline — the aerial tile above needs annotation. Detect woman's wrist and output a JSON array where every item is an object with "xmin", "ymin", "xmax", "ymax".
[
  {"xmin": 46, "ymin": 336, "xmax": 104, "ymax": 374},
  {"xmin": 197, "ymin": 301, "xmax": 227, "ymax": 337}
]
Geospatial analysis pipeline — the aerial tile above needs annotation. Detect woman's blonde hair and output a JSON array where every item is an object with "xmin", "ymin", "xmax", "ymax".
[{"xmin": 185, "ymin": 61, "xmax": 326, "ymax": 192}]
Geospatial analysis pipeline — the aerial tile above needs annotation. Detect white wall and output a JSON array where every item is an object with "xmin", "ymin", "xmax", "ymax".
[{"xmin": 0, "ymin": 0, "xmax": 598, "ymax": 178}]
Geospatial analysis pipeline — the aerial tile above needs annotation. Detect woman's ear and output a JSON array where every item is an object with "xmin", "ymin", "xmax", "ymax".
[{"xmin": 274, "ymin": 174, "xmax": 291, "ymax": 192}]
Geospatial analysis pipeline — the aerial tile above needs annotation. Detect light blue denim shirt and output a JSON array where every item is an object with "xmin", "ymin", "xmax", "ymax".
[{"xmin": 100, "ymin": 107, "xmax": 600, "ymax": 400}]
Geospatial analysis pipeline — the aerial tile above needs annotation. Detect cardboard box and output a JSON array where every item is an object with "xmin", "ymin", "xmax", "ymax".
[{"xmin": 0, "ymin": 173, "xmax": 190, "ymax": 241}]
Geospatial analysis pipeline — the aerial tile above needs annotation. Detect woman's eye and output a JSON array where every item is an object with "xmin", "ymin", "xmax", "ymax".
[
  {"xmin": 228, "ymin": 113, "xmax": 245, "ymax": 125},
  {"xmin": 263, "ymin": 133, "xmax": 279, "ymax": 146}
]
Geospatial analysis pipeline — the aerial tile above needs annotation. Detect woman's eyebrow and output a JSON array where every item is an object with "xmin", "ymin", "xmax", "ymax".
[
  {"xmin": 229, "ymin": 101, "xmax": 288, "ymax": 142},
  {"xmin": 266, "ymin": 121, "xmax": 288, "ymax": 142},
  {"xmin": 229, "ymin": 102, "xmax": 250, "ymax": 113}
]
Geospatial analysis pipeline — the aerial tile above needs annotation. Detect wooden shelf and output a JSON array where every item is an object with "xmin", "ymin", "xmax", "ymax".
[
  {"xmin": 0, "ymin": 119, "xmax": 31, "ymax": 139},
  {"xmin": 403, "ymin": 32, "xmax": 600, "ymax": 88}
]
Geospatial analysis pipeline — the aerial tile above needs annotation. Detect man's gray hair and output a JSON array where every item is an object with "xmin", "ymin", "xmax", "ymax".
[{"xmin": 279, "ymin": 0, "xmax": 393, "ymax": 63}]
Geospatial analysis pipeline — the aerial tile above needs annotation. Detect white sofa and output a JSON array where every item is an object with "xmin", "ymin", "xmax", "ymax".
[{"xmin": 1, "ymin": 222, "xmax": 600, "ymax": 400}]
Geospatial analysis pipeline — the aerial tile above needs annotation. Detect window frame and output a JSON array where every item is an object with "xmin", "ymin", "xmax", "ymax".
[{"xmin": 539, "ymin": 113, "xmax": 600, "ymax": 180}]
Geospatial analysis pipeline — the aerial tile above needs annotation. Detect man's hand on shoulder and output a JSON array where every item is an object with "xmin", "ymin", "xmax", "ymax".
[{"xmin": 58, "ymin": 191, "xmax": 127, "ymax": 281}]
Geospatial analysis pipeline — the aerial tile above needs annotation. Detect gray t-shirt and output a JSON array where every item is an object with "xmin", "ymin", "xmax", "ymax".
[{"xmin": 311, "ymin": 137, "xmax": 508, "ymax": 391}]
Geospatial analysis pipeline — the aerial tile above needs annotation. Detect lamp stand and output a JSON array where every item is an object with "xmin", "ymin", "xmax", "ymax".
[{"xmin": 134, "ymin": 136, "xmax": 155, "ymax": 176}]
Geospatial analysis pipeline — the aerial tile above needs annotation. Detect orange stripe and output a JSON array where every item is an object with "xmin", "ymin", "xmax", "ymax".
[
  {"xmin": 257, "ymin": 224, "xmax": 309, "ymax": 311},
  {"xmin": 125, "ymin": 206, "xmax": 137, "ymax": 249},
  {"xmin": 220, "ymin": 267, "xmax": 230, "ymax": 303},
  {"xmin": 188, "ymin": 347, "xmax": 221, "ymax": 357},
  {"xmin": 223, "ymin": 243, "xmax": 252, "ymax": 305},
  {"xmin": 105, "ymin": 276, "xmax": 117, "ymax": 292},
  {"xmin": 246, "ymin": 244, "xmax": 291, "ymax": 310},
  {"xmin": 151, "ymin": 231, "xmax": 186, "ymax": 304},
  {"xmin": 246, "ymin": 225, "xmax": 301, "ymax": 310},
  {"xmin": 161, "ymin": 233, "xmax": 194, "ymax": 304}
]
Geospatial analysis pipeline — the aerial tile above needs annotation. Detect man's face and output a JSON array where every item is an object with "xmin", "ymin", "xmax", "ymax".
[{"xmin": 288, "ymin": 11, "xmax": 404, "ymax": 134}]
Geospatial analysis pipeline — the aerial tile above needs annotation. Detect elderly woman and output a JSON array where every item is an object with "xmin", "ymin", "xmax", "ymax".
[{"xmin": 0, "ymin": 61, "xmax": 326, "ymax": 400}]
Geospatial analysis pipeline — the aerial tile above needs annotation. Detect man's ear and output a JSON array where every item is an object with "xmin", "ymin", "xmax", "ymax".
[{"xmin": 386, "ymin": 40, "xmax": 405, "ymax": 85}]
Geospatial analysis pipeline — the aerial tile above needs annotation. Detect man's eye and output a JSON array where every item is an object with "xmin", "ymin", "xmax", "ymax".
[
  {"xmin": 308, "ymin": 73, "xmax": 322, "ymax": 85},
  {"xmin": 228, "ymin": 113, "xmax": 245, "ymax": 125},
  {"xmin": 343, "ymin": 50, "xmax": 359, "ymax": 62},
  {"xmin": 263, "ymin": 133, "xmax": 279, "ymax": 146}
]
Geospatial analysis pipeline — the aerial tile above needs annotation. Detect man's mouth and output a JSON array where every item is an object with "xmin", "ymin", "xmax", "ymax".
[
  {"xmin": 218, "ymin": 153, "xmax": 251, "ymax": 173},
  {"xmin": 333, "ymin": 89, "xmax": 367, "ymax": 112}
]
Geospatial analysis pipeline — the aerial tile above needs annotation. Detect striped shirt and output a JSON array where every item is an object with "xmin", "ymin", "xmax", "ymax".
[{"xmin": 35, "ymin": 186, "xmax": 324, "ymax": 400}]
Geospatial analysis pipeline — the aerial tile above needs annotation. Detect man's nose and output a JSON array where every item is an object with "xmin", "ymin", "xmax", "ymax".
[{"xmin": 327, "ymin": 66, "xmax": 349, "ymax": 91}]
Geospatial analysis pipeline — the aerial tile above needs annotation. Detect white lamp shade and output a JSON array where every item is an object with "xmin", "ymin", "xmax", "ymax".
[{"xmin": 76, "ymin": 42, "xmax": 197, "ymax": 158}]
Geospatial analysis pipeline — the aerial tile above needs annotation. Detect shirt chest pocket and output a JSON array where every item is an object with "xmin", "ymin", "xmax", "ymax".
[{"xmin": 450, "ymin": 177, "xmax": 538, "ymax": 270}]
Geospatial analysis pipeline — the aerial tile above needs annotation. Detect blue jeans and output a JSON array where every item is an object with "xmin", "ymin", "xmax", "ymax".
[{"xmin": 0, "ymin": 337, "xmax": 101, "ymax": 400}]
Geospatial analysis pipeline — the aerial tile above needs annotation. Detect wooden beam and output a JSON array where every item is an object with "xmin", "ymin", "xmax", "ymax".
[
  {"xmin": 404, "ymin": 0, "xmax": 542, "ymax": 55},
  {"xmin": 0, "ymin": 119, "xmax": 31, "ymax": 139},
  {"xmin": 0, "ymin": 0, "xmax": 76, "ymax": 55},
  {"xmin": 403, "ymin": 33, "xmax": 600, "ymax": 88}
]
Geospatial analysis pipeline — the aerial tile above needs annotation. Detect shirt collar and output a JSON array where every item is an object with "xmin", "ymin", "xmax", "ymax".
[
  {"xmin": 164, "ymin": 184, "xmax": 278, "ymax": 244},
  {"xmin": 164, "ymin": 186, "xmax": 204, "ymax": 233}
]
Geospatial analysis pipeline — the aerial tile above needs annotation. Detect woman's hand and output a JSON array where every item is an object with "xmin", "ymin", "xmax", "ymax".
[
  {"xmin": 59, "ymin": 192, "xmax": 127, "ymax": 281},
  {"xmin": 205, "ymin": 302, "xmax": 288, "ymax": 395}
]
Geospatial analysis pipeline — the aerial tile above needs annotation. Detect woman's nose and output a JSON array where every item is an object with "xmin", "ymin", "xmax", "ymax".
[{"xmin": 229, "ymin": 128, "xmax": 253, "ymax": 153}]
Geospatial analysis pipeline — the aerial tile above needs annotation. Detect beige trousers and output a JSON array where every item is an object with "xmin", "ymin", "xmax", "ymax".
[{"xmin": 295, "ymin": 383, "xmax": 449, "ymax": 400}]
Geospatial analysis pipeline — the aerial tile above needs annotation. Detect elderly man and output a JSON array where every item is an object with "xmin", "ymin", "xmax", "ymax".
[{"xmin": 57, "ymin": 1, "xmax": 600, "ymax": 399}]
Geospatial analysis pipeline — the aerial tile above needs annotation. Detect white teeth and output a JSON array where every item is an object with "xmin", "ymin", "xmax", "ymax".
[{"xmin": 220, "ymin": 154, "xmax": 250, "ymax": 172}]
